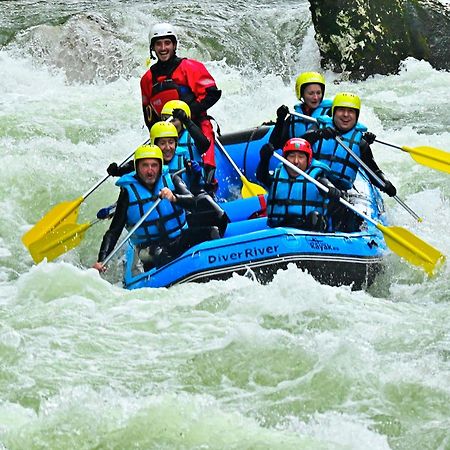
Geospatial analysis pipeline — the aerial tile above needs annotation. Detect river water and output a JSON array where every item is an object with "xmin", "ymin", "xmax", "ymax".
[{"xmin": 1, "ymin": 1, "xmax": 449, "ymax": 449}]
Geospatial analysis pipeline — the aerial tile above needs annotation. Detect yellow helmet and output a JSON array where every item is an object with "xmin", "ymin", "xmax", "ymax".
[
  {"xmin": 332, "ymin": 92, "xmax": 361, "ymax": 116},
  {"xmin": 295, "ymin": 72, "xmax": 326, "ymax": 100},
  {"xmin": 134, "ymin": 144, "xmax": 164, "ymax": 167},
  {"xmin": 150, "ymin": 121, "xmax": 178, "ymax": 145},
  {"xmin": 161, "ymin": 99, "xmax": 191, "ymax": 119}
]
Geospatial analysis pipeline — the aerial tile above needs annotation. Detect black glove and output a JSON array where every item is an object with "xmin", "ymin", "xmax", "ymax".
[
  {"xmin": 318, "ymin": 127, "xmax": 337, "ymax": 140},
  {"xmin": 363, "ymin": 132, "xmax": 376, "ymax": 145},
  {"xmin": 260, "ymin": 143, "xmax": 274, "ymax": 160},
  {"xmin": 382, "ymin": 180, "xmax": 397, "ymax": 197},
  {"xmin": 276, "ymin": 105, "xmax": 289, "ymax": 121},
  {"xmin": 326, "ymin": 186, "xmax": 341, "ymax": 201},
  {"xmin": 107, "ymin": 162, "xmax": 120, "ymax": 176},
  {"xmin": 108, "ymin": 160, "xmax": 134, "ymax": 177},
  {"xmin": 172, "ymin": 108, "xmax": 188, "ymax": 124}
]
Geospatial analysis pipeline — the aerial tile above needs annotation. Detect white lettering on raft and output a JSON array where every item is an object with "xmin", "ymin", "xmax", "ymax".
[{"xmin": 208, "ymin": 245, "xmax": 279, "ymax": 264}]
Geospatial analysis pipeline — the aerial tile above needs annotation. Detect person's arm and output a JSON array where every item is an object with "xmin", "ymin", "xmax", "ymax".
[
  {"xmin": 316, "ymin": 176, "xmax": 342, "ymax": 201},
  {"xmin": 172, "ymin": 108, "xmax": 211, "ymax": 154},
  {"xmin": 142, "ymin": 105, "xmax": 152, "ymax": 131},
  {"xmin": 171, "ymin": 175, "xmax": 196, "ymax": 209},
  {"xmin": 96, "ymin": 189, "xmax": 129, "ymax": 264},
  {"xmin": 107, "ymin": 160, "xmax": 135, "ymax": 177},
  {"xmin": 269, "ymin": 105, "xmax": 290, "ymax": 149},
  {"xmin": 182, "ymin": 59, "xmax": 222, "ymax": 118},
  {"xmin": 256, "ymin": 143, "xmax": 274, "ymax": 189},
  {"xmin": 189, "ymin": 86, "xmax": 222, "ymax": 119},
  {"xmin": 360, "ymin": 141, "xmax": 397, "ymax": 197},
  {"xmin": 301, "ymin": 125, "xmax": 337, "ymax": 145},
  {"xmin": 185, "ymin": 119, "xmax": 211, "ymax": 153},
  {"xmin": 140, "ymin": 72, "xmax": 154, "ymax": 131},
  {"xmin": 183, "ymin": 159, "xmax": 205, "ymax": 196}
]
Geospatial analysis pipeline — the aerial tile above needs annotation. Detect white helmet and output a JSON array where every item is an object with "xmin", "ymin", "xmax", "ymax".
[{"xmin": 148, "ymin": 22, "xmax": 178, "ymax": 48}]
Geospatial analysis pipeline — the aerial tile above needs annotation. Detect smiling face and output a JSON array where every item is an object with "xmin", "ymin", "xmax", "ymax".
[
  {"xmin": 153, "ymin": 38, "xmax": 176, "ymax": 62},
  {"xmin": 155, "ymin": 137, "xmax": 177, "ymax": 163},
  {"xmin": 333, "ymin": 107, "xmax": 357, "ymax": 132}
]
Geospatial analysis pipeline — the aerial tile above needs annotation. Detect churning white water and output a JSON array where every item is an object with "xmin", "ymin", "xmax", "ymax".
[{"xmin": 0, "ymin": 1, "xmax": 449, "ymax": 449}]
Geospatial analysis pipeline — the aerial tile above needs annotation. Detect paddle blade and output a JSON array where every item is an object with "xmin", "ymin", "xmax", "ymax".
[
  {"xmin": 402, "ymin": 146, "xmax": 450, "ymax": 174},
  {"xmin": 28, "ymin": 222, "xmax": 91, "ymax": 264},
  {"xmin": 241, "ymin": 176, "xmax": 267, "ymax": 199},
  {"xmin": 22, "ymin": 197, "xmax": 84, "ymax": 249},
  {"xmin": 377, "ymin": 224, "xmax": 446, "ymax": 276}
]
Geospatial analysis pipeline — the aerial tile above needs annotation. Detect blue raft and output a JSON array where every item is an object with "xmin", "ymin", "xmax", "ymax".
[{"xmin": 123, "ymin": 125, "xmax": 387, "ymax": 291}]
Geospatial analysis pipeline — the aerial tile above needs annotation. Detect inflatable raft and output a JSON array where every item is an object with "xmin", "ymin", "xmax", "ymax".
[{"xmin": 123, "ymin": 125, "xmax": 387, "ymax": 291}]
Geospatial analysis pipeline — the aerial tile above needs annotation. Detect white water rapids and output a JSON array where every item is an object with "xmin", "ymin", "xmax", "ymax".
[{"xmin": 0, "ymin": 1, "xmax": 449, "ymax": 449}]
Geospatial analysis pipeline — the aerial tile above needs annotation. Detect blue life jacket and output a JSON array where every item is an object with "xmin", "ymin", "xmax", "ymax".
[
  {"xmin": 166, "ymin": 153, "xmax": 190, "ymax": 186},
  {"xmin": 313, "ymin": 116, "xmax": 367, "ymax": 190},
  {"xmin": 267, "ymin": 162, "xmax": 326, "ymax": 227},
  {"xmin": 116, "ymin": 169, "xmax": 187, "ymax": 245},
  {"xmin": 290, "ymin": 99, "xmax": 332, "ymax": 137},
  {"xmin": 176, "ymin": 131, "xmax": 208, "ymax": 189},
  {"xmin": 177, "ymin": 130, "xmax": 203, "ymax": 162}
]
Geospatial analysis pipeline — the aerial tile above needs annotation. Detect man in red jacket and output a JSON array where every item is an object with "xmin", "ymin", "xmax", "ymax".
[{"xmin": 141, "ymin": 22, "xmax": 222, "ymax": 191}]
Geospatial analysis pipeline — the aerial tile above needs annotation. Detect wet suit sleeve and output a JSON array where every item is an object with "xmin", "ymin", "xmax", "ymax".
[
  {"xmin": 188, "ymin": 86, "xmax": 222, "ymax": 119},
  {"xmin": 269, "ymin": 116, "xmax": 290, "ymax": 149},
  {"xmin": 316, "ymin": 176, "xmax": 341, "ymax": 201},
  {"xmin": 120, "ymin": 160, "xmax": 135, "ymax": 176},
  {"xmin": 360, "ymin": 141, "xmax": 397, "ymax": 196},
  {"xmin": 172, "ymin": 175, "xmax": 196, "ymax": 210},
  {"xmin": 301, "ymin": 125, "xmax": 321, "ymax": 145},
  {"xmin": 359, "ymin": 141, "xmax": 387, "ymax": 188},
  {"xmin": 256, "ymin": 145, "xmax": 274, "ymax": 189},
  {"xmin": 97, "ymin": 188, "xmax": 129, "ymax": 262},
  {"xmin": 184, "ymin": 118, "xmax": 211, "ymax": 154},
  {"xmin": 317, "ymin": 176, "xmax": 334, "ymax": 190}
]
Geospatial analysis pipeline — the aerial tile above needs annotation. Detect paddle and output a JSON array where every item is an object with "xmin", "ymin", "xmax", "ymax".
[
  {"xmin": 27, "ymin": 203, "xmax": 118, "ymax": 264},
  {"xmin": 272, "ymin": 152, "xmax": 445, "ymax": 276},
  {"xmin": 214, "ymin": 136, "xmax": 267, "ymax": 198},
  {"xmin": 29, "ymin": 220, "xmax": 96, "ymax": 264},
  {"xmin": 334, "ymin": 135, "xmax": 422, "ymax": 223},
  {"xmin": 97, "ymin": 166, "xmax": 188, "ymax": 269},
  {"xmin": 21, "ymin": 140, "xmax": 149, "ymax": 250},
  {"xmin": 27, "ymin": 155, "xmax": 187, "ymax": 264},
  {"xmin": 373, "ymin": 139, "xmax": 450, "ymax": 174},
  {"xmin": 289, "ymin": 110, "xmax": 423, "ymax": 223},
  {"xmin": 101, "ymin": 198, "xmax": 162, "ymax": 268}
]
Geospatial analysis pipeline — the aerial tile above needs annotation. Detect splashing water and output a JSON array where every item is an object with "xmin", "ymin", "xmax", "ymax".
[{"xmin": 0, "ymin": 1, "xmax": 449, "ymax": 449}]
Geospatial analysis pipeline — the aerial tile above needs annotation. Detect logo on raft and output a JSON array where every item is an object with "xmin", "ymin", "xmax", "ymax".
[
  {"xmin": 208, "ymin": 245, "xmax": 280, "ymax": 264},
  {"xmin": 306, "ymin": 237, "xmax": 339, "ymax": 252}
]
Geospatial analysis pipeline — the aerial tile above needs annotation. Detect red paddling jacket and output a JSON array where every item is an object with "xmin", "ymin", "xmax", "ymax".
[{"xmin": 140, "ymin": 56, "xmax": 221, "ymax": 126}]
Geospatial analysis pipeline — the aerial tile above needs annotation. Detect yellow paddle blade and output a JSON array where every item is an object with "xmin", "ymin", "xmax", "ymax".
[
  {"xmin": 28, "ymin": 222, "xmax": 91, "ymax": 264},
  {"xmin": 377, "ymin": 223, "xmax": 446, "ymax": 276},
  {"xmin": 241, "ymin": 176, "xmax": 267, "ymax": 199},
  {"xmin": 22, "ymin": 197, "xmax": 84, "ymax": 249},
  {"xmin": 402, "ymin": 146, "xmax": 450, "ymax": 174}
]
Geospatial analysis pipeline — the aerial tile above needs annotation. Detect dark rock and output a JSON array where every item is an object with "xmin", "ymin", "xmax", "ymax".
[{"xmin": 308, "ymin": 0, "xmax": 450, "ymax": 79}]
